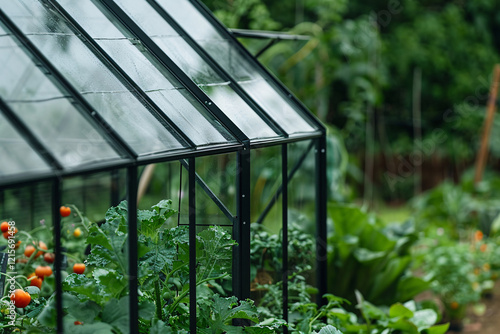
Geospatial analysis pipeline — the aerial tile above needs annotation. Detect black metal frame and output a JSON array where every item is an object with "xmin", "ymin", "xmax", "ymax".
[
  {"xmin": 229, "ymin": 28, "xmax": 311, "ymax": 58},
  {"xmin": 0, "ymin": 1, "xmax": 329, "ymax": 333}
]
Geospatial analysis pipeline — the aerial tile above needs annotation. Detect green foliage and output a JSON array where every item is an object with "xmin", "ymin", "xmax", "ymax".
[
  {"xmin": 327, "ymin": 203, "xmax": 429, "ymax": 307},
  {"xmin": 422, "ymin": 242, "xmax": 481, "ymax": 319}
]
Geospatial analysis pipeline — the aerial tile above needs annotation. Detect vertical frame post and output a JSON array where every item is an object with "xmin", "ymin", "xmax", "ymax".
[
  {"xmin": 315, "ymin": 136, "xmax": 328, "ymax": 306},
  {"xmin": 127, "ymin": 166, "xmax": 138, "ymax": 334},
  {"xmin": 52, "ymin": 178, "xmax": 63, "ymax": 333},
  {"xmin": 281, "ymin": 144, "xmax": 289, "ymax": 333},
  {"xmin": 233, "ymin": 144, "xmax": 251, "ymax": 302},
  {"xmin": 188, "ymin": 157, "xmax": 197, "ymax": 333}
]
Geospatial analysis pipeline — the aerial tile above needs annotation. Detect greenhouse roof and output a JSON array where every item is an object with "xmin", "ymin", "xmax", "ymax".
[{"xmin": 0, "ymin": 0, "xmax": 324, "ymax": 187}]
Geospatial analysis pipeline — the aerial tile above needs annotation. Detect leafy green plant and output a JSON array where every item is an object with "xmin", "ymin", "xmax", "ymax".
[
  {"xmin": 423, "ymin": 242, "xmax": 481, "ymax": 321},
  {"xmin": 327, "ymin": 203, "xmax": 429, "ymax": 307},
  {"xmin": 1, "ymin": 200, "xmax": 282, "ymax": 333}
]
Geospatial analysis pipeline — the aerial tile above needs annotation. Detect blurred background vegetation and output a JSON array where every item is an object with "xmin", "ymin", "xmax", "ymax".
[{"xmin": 202, "ymin": 0, "xmax": 500, "ymax": 205}]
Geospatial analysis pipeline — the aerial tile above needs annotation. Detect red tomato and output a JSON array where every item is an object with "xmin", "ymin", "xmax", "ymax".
[
  {"xmin": 60, "ymin": 206, "xmax": 71, "ymax": 217},
  {"xmin": 10, "ymin": 289, "xmax": 31, "ymax": 308}
]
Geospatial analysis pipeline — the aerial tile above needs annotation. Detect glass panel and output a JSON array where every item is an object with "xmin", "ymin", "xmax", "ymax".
[
  {"xmin": 196, "ymin": 153, "xmax": 237, "ymax": 225},
  {"xmin": 0, "ymin": 27, "xmax": 122, "ymax": 168},
  {"xmin": 0, "ymin": 112, "xmax": 50, "ymax": 177},
  {"xmin": 249, "ymin": 146, "xmax": 282, "ymax": 309},
  {"xmin": 287, "ymin": 141, "xmax": 318, "ymax": 312},
  {"xmin": 0, "ymin": 29, "xmax": 65, "ymax": 101},
  {"xmin": 1, "ymin": 182, "xmax": 56, "ymax": 332},
  {"xmin": 113, "ymin": 0, "xmax": 279, "ymax": 140},
  {"xmin": 158, "ymin": 0, "xmax": 319, "ymax": 135},
  {"xmin": 3, "ymin": 0, "xmax": 188, "ymax": 154},
  {"xmin": 58, "ymin": 0, "xmax": 236, "ymax": 146},
  {"xmin": 60, "ymin": 176, "xmax": 130, "ymax": 332}
]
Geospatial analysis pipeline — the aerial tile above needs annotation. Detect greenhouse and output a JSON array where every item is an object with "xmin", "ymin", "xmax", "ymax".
[{"xmin": 0, "ymin": 0, "xmax": 327, "ymax": 333}]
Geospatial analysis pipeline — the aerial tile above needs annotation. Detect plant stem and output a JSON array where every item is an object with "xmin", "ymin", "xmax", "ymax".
[
  {"xmin": 155, "ymin": 280, "xmax": 163, "ymax": 321},
  {"xmin": 168, "ymin": 273, "xmax": 229, "ymax": 313}
]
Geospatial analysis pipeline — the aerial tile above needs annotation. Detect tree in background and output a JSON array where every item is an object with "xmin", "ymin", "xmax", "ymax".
[{"xmin": 202, "ymin": 0, "xmax": 500, "ymax": 200}]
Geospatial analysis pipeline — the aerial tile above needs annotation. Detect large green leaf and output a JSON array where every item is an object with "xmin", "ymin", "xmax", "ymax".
[
  {"xmin": 426, "ymin": 323, "xmax": 450, "ymax": 334},
  {"xmin": 410, "ymin": 309, "xmax": 438, "ymax": 331},
  {"xmin": 198, "ymin": 295, "xmax": 259, "ymax": 333},
  {"xmin": 197, "ymin": 227, "xmax": 236, "ymax": 280},
  {"xmin": 63, "ymin": 274, "xmax": 101, "ymax": 304},
  {"xmin": 150, "ymin": 319, "xmax": 173, "ymax": 334},
  {"xmin": 396, "ymin": 276, "xmax": 431, "ymax": 302},
  {"xmin": 102, "ymin": 296, "xmax": 130, "ymax": 334},
  {"xmin": 389, "ymin": 303, "xmax": 414, "ymax": 319},
  {"xmin": 367, "ymin": 256, "xmax": 412, "ymax": 301},
  {"xmin": 63, "ymin": 293, "xmax": 100, "ymax": 323},
  {"xmin": 317, "ymin": 325, "xmax": 343, "ymax": 334},
  {"xmin": 328, "ymin": 204, "xmax": 369, "ymax": 239}
]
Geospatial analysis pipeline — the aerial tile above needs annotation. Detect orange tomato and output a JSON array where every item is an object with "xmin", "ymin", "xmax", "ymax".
[
  {"xmin": 0, "ymin": 221, "xmax": 9, "ymax": 232},
  {"xmin": 3, "ymin": 227, "xmax": 18, "ymax": 239},
  {"xmin": 73, "ymin": 263, "xmax": 86, "ymax": 274},
  {"xmin": 73, "ymin": 227, "xmax": 82, "ymax": 238},
  {"xmin": 480, "ymin": 244, "xmax": 488, "ymax": 252},
  {"xmin": 35, "ymin": 265, "xmax": 53, "ymax": 279},
  {"xmin": 24, "ymin": 241, "xmax": 47, "ymax": 258},
  {"xmin": 24, "ymin": 245, "xmax": 36, "ymax": 258},
  {"xmin": 29, "ymin": 276, "xmax": 43, "ymax": 289},
  {"xmin": 60, "ymin": 206, "xmax": 71, "ymax": 217},
  {"xmin": 475, "ymin": 230, "xmax": 484, "ymax": 241},
  {"xmin": 43, "ymin": 252, "xmax": 55, "ymax": 263},
  {"xmin": 450, "ymin": 301, "xmax": 459, "ymax": 310},
  {"xmin": 74, "ymin": 321, "xmax": 83, "ymax": 325},
  {"xmin": 10, "ymin": 289, "xmax": 31, "ymax": 308},
  {"xmin": 14, "ymin": 240, "xmax": 21, "ymax": 249}
]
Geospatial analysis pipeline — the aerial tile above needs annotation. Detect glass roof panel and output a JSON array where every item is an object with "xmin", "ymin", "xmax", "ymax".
[
  {"xmin": 0, "ymin": 28, "xmax": 122, "ymax": 168},
  {"xmin": 58, "ymin": 0, "xmax": 236, "ymax": 146},
  {"xmin": 113, "ymin": 0, "xmax": 280, "ymax": 141},
  {"xmin": 2, "ymin": 0, "xmax": 192, "ymax": 155},
  {"xmin": 157, "ymin": 0, "xmax": 319, "ymax": 135},
  {"xmin": 0, "ymin": 112, "xmax": 51, "ymax": 177}
]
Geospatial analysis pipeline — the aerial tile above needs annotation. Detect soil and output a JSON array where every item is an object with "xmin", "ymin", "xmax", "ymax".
[{"xmin": 446, "ymin": 280, "xmax": 500, "ymax": 334}]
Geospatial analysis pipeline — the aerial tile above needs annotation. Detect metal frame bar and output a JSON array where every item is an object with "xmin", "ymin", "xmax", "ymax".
[
  {"xmin": 127, "ymin": 166, "xmax": 139, "ymax": 333},
  {"xmin": 188, "ymin": 0, "xmax": 327, "ymax": 133},
  {"xmin": 146, "ymin": 0, "xmax": 288, "ymax": 138},
  {"xmin": 233, "ymin": 146, "xmax": 251, "ymax": 302},
  {"xmin": 52, "ymin": 178, "xmax": 63, "ymax": 333},
  {"xmin": 98, "ymin": 0, "xmax": 249, "ymax": 145},
  {"xmin": 0, "ymin": 97, "xmax": 63, "ymax": 171},
  {"xmin": 180, "ymin": 159, "xmax": 236, "ymax": 224},
  {"xmin": 0, "ymin": 132, "xmax": 323, "ymax": 189},
  {"xmin": 255, "ymin": 140, "xmax": 315, "ymax": 225},
  {"xmin": 229, "ymin": 29, "xmax": 311, "ymax": 59},
  {"xmin": 281, "ymin": 144, "xmax": 289, "ymax": 333},
  {"xmin": 48, "ymin": 0, "xmax": 195, "ymax": 149},
  {"xmin": 229, "ymin": 28, "xmax": 311, "ymax": 41},
  {"xmin": 0, "ymin": 9, "xmax": 137, "ymax": 161},
  {"xmin": 315, "ymin": 136, "xmax": 328, "ymax": 306},
  {"xmin": 188, "ymin": 157, "xmax": 197, "ymax": 333}
]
